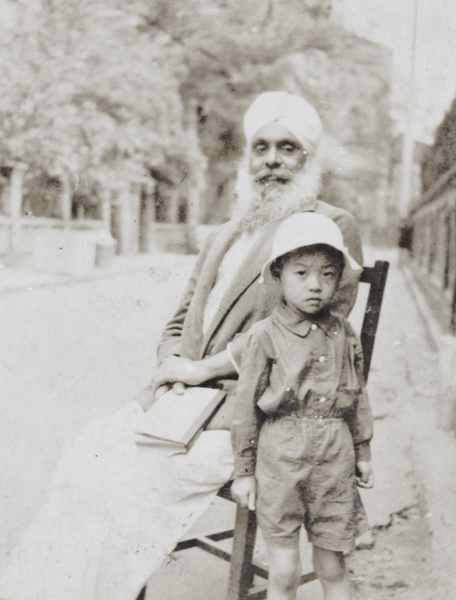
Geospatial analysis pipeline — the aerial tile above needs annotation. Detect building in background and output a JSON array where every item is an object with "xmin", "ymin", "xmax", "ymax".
[
  {"xmin": 401, "ymin": 97, "xmax": 456, "ymax": 430},
  {"xmin": 404, "ymin": 97, "xmax": 456, "ymax": 334}
]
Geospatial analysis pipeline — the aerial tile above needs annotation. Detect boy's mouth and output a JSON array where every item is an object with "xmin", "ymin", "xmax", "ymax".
[{"xmin": 304, "ymin": 297, "xmax": 323, "ymax": 308}]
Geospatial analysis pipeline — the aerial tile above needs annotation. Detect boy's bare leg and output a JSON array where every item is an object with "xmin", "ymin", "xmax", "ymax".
[
  {"xmin": 266, "ymin": 545, "xmax": 301, "ymax": 600},
  {"xmin": 312, "ymin": 545, "xmax": 352, "ymax": 600}
]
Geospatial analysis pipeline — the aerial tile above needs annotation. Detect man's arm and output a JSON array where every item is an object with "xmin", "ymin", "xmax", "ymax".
[
  {"xmin": 332, "ymin": 208, "xmax": 363, "ymax": 317},
  {"xmin": 331, "ymin": 208, "xmax": 363, "ymax": 267},
  {"xmin": 137, "ymin": 350, "xmax": 239, "ymax": 411},
  {"xmin": 139, "ymin": 228, "xmax": 239, "ymax": 410},
  {"xmin": 316, "ymin": 202, "xmax": 363, "ymax": 317},
  {"xmin": 156, "ymin": 229, "xmax": 218, "ymax": 363}
]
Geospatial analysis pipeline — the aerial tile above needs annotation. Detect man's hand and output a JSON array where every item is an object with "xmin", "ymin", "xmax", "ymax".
[
  {"xmin": 356, "ymin": 461, "xmax": 374, "ymax": 489},
  {"xmin": 134, "ymin": 386, "xmax": 156, "ymax": 411},
  {"xmin": 150, "ymin": 356, "xmax": 211, "ymax": 398},
  {"xmin": 231, "ymin": 476, "xmax": 256, "ymax": 511}
]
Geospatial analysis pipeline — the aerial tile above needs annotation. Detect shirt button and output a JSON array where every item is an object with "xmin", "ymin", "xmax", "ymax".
[
  {"xmin": 311, "ymin": 324, "xmax": 317, "ymax": 330},
  {"xmin": 319, "ymin": 356, "xmax": 326, "ymax": 362},
  {"xmin": 319, "ymin": 397, "xmax": 327, "ymax": 403}
]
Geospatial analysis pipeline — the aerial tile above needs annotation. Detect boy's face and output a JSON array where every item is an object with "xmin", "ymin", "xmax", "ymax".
[{"xmin": 278, "ymin": 249, "xmax": 340, "ymax": 315}]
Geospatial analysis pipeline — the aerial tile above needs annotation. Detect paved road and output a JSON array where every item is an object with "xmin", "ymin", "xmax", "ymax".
[{"xmin": 0, "ymin": 254, "xmax": 194, "ymax": 562}]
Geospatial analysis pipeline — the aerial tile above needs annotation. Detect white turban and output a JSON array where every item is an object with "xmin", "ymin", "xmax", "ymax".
[{"xmin": 243, "ymin": 91, "xmax": 322, "ymax": 157}]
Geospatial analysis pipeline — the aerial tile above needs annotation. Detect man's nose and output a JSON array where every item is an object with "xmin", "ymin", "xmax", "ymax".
[{"xmin": 265, "ymin": 146, "xmax": 281, "ymax": 169}]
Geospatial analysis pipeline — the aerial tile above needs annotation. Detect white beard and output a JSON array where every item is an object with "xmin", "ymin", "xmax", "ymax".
[{"xmin": 231, "ymin": 156, "xmax": 322, "ymax": 234}]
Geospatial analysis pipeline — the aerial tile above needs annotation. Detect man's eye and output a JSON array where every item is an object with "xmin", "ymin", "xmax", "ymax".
[
  {"xmin": 324, "ymin": 271, "xmax": 336, "ymax": 277},
  {"xmin": 254, "ymin": 144, "xmax": 267, "ymax": 153},
  {"xmin": 278, "ymin": 144, "xmax": 295, "ymax": 153},
  {"xmin": 297, "ymin": 271, "xmax": 307, "ymax": 276}
]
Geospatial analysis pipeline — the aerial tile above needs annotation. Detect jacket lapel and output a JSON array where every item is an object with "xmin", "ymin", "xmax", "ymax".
[
  {"xmin": 187, "ymin": 221, "xmax": 239, "ymax": 354},
  {"xmin": 200, "ymin": 220, "xmax": 282, "ymax": 357},
  {"xmin": 196, "ymin": 221, "xmax": 240, "ymax": 297}
]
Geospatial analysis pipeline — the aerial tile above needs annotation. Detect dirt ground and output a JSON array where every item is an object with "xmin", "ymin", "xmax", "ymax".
[
  {"xmin": 145, "ymin": 496, "xmax": 444, "ymax": 600},
  {"xmin": 348, "ymin": 505, "xmax": 441, "ymax": 600}
]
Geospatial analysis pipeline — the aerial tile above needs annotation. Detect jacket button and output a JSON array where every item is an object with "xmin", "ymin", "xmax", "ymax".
[{"xmin": 319, "ymin": 397, "xmax": 327, "ymax": 403}]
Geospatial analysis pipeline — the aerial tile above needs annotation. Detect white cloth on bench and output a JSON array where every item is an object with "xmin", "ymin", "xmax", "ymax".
[{"xmin": 0, "ymin": 402, "xmax": 234, "ymax": 600}]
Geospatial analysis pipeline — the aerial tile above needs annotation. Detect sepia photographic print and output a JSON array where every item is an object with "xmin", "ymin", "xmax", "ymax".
[{"xmin": 0, "ymin": 1, "xmax": 455, "ymax": 599}]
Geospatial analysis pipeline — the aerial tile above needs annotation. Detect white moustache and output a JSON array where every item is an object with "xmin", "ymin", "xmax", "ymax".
[{"xmin": 255, "ymin": 170, "xmax": 294, "ymax": 184}]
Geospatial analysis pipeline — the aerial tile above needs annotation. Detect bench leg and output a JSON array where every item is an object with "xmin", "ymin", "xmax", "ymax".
[
  {"xmin": 136, "ymin": 586, "xmax": 146, "ymax": 600},
  {"xmin": 227, "ymin": 505, "xmax": 258, "ymax": 600}
]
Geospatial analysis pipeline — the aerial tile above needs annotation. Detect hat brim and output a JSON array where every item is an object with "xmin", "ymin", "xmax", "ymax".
[{"xmin": 260, "ymin": 245, "xmax": 362, "ymax": 285}]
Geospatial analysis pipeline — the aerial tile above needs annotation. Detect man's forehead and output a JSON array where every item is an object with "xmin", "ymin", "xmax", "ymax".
[
  {"xmin": 243, "ymin": 92, "xmax": 322, "ymax": 157},
  {"xmin": 251, "ymin": 122, "xmax": 302, "ymax": 146}
]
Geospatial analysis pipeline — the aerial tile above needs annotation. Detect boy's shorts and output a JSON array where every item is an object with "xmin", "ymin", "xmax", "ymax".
[{"xmin": 255, "ymin": 416, "xmax": 369, "ymax": 553}]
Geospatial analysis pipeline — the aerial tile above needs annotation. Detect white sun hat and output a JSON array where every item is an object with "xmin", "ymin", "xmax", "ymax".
[{"xmin": 260, "ymin": 212, "xmax": 362, "ymax": 284}]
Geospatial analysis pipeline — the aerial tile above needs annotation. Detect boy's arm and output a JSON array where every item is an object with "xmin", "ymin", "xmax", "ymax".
[
  {"xmin": 351, "ymin": 387, "xmax": 373, "ymax": 463},
  {"xmin": 318, "ymin": 203, "xmax": 363, "ymax": 318},
  {"xmin": 231, "ymin": 330, "xmax": 272, "ymax": 478},
  {"xmin": 344, "ymin": 325, "xmax": 374, "ymax": 463}
]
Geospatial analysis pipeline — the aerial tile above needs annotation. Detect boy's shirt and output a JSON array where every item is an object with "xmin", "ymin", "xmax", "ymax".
[{"xmin": 231, "ymin": 300, "xmax": 373, "ymax": 478}]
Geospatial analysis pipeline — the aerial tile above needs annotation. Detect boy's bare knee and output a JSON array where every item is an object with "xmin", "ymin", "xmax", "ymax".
[
  {"xmin": 269, "ymin": 570, "xmax": 299, "ymax": 594},
  {"xmin": 270, "ymin": 562, "xmax": 299, "ymax": 586},
  {"xmin": 312, "ymin": 546, "xmax": 346, "ymax": 583},
  {"xmin": 268, "ymin": 546, "xmax": 301, "ymax": 593}
]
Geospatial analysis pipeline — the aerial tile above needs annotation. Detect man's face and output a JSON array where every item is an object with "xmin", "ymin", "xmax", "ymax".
[{"xmin": 248, "ymin": 122, "xmax": 308, "ymax": 187}]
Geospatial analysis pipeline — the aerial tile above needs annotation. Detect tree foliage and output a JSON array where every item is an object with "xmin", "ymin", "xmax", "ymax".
[
  {"xmin": 421, "ymin": 97, "xmax": 456, "ymax": 192},
  {"xmin": 0, "ymin": 0, "xmax": 392, "ymax": 222},
  {"xmin": 0, "ymin": 0, "xmax": 195, "ymax": 200}
]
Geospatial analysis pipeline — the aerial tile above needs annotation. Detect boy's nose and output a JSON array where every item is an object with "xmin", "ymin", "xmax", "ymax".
[{"xmin": 307, "ymin": 274, "xmax": 322, "ymax": 291}]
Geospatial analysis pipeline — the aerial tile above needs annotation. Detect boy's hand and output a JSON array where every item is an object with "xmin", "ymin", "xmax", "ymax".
[
  {"xmin": 356, "ymin": 461, "xmax": 374, "ymax": 489},
  {"xmin": 231, "ymin": 475, "xmax": 256, "ymax": 510}
]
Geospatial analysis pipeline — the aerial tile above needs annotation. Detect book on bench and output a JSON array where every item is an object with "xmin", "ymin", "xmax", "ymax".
[{"xmin": 135, "ymin": 387, "xmax": 226, "ymax": 453}]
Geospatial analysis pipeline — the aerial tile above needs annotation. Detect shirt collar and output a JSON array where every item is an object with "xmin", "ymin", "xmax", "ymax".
[{"xmin": 273, "ymin": 300, "xmax": 339, "ymax": 338}]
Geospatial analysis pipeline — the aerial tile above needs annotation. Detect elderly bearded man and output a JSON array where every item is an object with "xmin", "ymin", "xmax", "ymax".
[
  {"xmin": 147, "ymin": 91, "xmax": 362, "ymax": 418},
  {"xmin": 0, "ymin": 92, "xmax": 363, "ymax": 600}
]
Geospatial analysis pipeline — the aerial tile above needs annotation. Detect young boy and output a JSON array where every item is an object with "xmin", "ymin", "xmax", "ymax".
[{"xmin": 231, "ymin": 212, "xmax": 374, "ymax": 600}]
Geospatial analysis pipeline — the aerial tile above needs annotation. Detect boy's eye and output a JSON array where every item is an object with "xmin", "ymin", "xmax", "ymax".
[
  {"xmin": 297, "ymin": 270, "xmax": 307, "ymax": 276},
  {"xmin": 323, "ymin": 271, "xmax": 336, "ymax": 277}
]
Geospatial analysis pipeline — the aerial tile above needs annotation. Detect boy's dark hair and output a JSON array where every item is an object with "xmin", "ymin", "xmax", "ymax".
[{"xmin": 270, "ymin": 244, "xmax": 345, "ymax": 280}]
